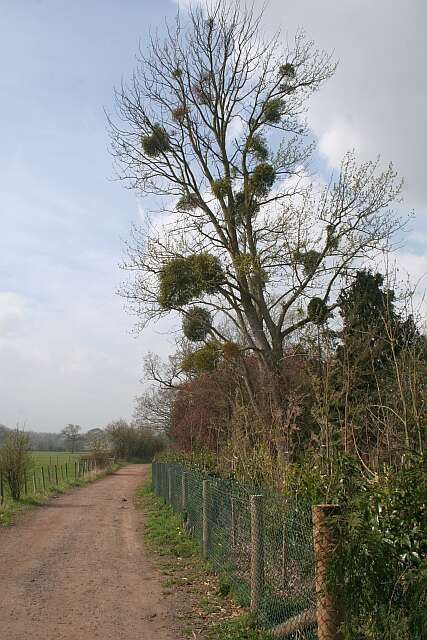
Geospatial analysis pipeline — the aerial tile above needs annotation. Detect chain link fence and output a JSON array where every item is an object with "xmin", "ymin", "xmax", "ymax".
[{"xmin": 152, "ymin": 462, "xmax": 326, "ymax": 639}]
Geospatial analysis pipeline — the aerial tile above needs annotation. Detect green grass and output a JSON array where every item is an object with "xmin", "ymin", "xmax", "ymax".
[
  {"xmin": 206, "ymin": 614, "xmax": 274, "ymax": 640},
  {"xmin": 0, "ymin": 460, "xmax": 122, "ymax": 527},
  {"xmin": 136, "ymin": 478, "xmax": 274, "ymax": 640},
  {"xmin": 30, "ymin": 451, "xmax": 82, "ymax": 468},
  {"xmin": 136, "ymin": 482, "xmax": 199, "ymax": 558}
]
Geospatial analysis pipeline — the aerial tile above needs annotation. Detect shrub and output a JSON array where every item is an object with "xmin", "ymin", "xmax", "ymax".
[
  {"xmin": 331, "ymin": 462, "xmax": 427, "ymax": 639},
  {"xmin": 0, "ymin": 429, "xmax": 31, "ymax": 500}
]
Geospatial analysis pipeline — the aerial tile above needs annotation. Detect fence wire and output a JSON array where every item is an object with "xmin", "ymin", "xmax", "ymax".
[{"xmin": 152, "ymin": 462, "xmax": 317, "ymax": 638}]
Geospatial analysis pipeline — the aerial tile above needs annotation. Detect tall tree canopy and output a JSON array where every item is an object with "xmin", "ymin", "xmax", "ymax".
[{"xmin": 109, "ymin": 1, "xmax": 403, "ymax": 384}]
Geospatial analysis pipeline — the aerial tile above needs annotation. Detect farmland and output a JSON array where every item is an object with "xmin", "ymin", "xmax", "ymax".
[{"xmin": 30, "ymin": 451, "xmax": 82, "ymax": 468}]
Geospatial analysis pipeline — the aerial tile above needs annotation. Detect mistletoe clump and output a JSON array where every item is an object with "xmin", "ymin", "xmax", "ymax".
[
  {"xmin": 234, "ymin": 253, "xmax": 266, "ymax": 283},
  {"xmin": 181, "ymin": 340, "xmax": 221, "ymax": 374},
  {"xmin": 307, "ymin": 297, "xmax": 329, "ymax": 325},
  {"xmin": 141, "ymin": 125, "xmax": 171, "ymax": 157},
  {"xmin": 234, "ymin": 191, "xmax": 260, "ymax": 225},
  {"xmin": 293, "ymin": 249, "xmax": 322, "ymax": 275},
  {"xmin": 249, "ymin": 163, "xmax": 276, "ymax": 197},
  {"xmin": 172, "ymin": 105, "xmax": 187, "ymax": 123},
  {"xmin": 158, "ymin": 253, "xmax": 224, "ymax": 309},
  {"xmin": 326, "ymin": 224, "xmax": 340, "ymax": 250},
  {"xmin": 212, "ymin": 177, "xmax": 231, "ymax": 199},
  {"xmin": 222, "ymin": 341, "xmax": 240, "ymax": 360},
  {"xmin": 182, "ymin": 306, "xmax": 212, "ymax": 342},
  {"xmin": 158, "ymin": 257, "xmax": 198, "ymax": 308},
  {"xmin": 279, "ymin": 63, "xmax": 296, "ymax": 78},
  {"xmin": 192, "ymin": 72, "xmax": 212, "ymax": 105},
  {"xmin": 192, "ymin": 253, "xmax": 224, "ymax": 293},
  {"xmin": 263, "ymin": 98, "xmax": 284, "ymax": 124},
  {"xmin": 176, "ymin": 192, "xmax": 200, "ymax": 212},
  {"xmin": 246, "ymin": 133, "xmax": 268, "ymax": 161}
]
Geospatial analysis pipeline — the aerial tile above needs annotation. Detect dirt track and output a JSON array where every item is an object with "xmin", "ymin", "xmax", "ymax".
[{"xmin": 0, "ymin": 465, "xmax": 178, "ymax": 640}]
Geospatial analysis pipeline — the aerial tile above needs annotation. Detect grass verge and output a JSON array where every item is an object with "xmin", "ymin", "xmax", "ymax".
[
  {"xmin": 136, "ymin": 479, "xmax": 273, "ymax": 640},
  {"xmin": 0, "ymin": 462, "xmax": 123, "ymax": 527}
]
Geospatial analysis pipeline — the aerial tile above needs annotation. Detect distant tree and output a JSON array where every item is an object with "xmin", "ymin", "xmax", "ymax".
[
  {"xmin": 133, "ymin": 387, "xmax": 176, "ymax": 435},
  {"xmin": 0, "ymin": 424, "xmax": 10, "ymax": 447},
  {"xmin": 61, "ymin": 424, "xmax": 82, "ymax": 453},
  {"xmin": 105, "ymin": 419, "xmax": 165, "ymax": 461}
]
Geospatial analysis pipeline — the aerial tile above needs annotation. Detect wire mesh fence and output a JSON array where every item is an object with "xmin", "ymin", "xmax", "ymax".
[
  {"xmin": 152, "ymin": 461, "xmax": 320, "ymax": 638},
  {"xmin": 0, "ymin": 459, "xmax": 97, "ymax": 505}
]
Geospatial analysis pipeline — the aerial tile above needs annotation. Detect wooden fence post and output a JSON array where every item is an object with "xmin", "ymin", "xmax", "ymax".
[
  {"xmin": 55, "ymin": 465, "xmax": 58, "ymax": 485},
  {"xmin": 202, "ymin": 478, "xmax": 210, "ymax": 559},
  {"xmin": 33, "ymin": 471, "xmax": 37, "ymax": 493},
  {"xmin": 24, "ymin": 471, "xmax": 28, "ymax": 495},
  {"xmin": 0, "ymin": 472, "xmax": 4, "ymax": 505},
  {"xmin": 312, "ymin": 504, "xmax": 342, "ymax": 640},
  {"xmin": 250, "ymin": 494, "xmax": 264, "ymax": 614},
  {"xmin": 41, "ymin": 466, "xmax": 46, "ymax": 491}
]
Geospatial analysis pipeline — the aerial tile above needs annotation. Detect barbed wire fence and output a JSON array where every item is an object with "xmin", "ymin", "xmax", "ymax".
[{"xmin": 153, "ymin": 462, "xmax": 341, "ymax": 640}]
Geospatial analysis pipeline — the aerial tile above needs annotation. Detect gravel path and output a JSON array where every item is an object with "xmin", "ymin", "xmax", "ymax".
[{"xmin": 0, "ymin": 465, "xmax": 177, "ymax": 640}]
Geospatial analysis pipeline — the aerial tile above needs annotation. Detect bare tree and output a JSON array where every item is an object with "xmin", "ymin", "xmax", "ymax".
[
  {"xmin": 109, "ymin": 1, "xmax": 404, "ymax": 393},
  {"xmin": 61, "ymin": 424, "xmax": 82, "ymax": 453},
  {"xmin": 133, "ymin": 386, "xmax": 175, "ymax": 435}
]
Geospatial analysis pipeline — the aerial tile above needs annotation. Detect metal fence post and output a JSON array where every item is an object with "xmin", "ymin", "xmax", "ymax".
[
  {"xmin": 312, "ymin": 504, "xmax": 342, "ymax": 640},
  {"xmin": 250, "ymin": 494, "xmax": 264, "ymax": 614},
  {"xmin": 168, "ymin": 466, "xmax": 173, "ymax": 505},
  {"xmin": 202, "ymin": 478, "xmax": 209, "ymax": 559}
]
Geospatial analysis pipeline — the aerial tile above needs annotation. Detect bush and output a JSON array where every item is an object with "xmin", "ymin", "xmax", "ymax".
[
  {"xmin": 0, "ymin": 429, "xmax": 32, "ymax": 500},
  {"xmin": 331, "ymin": 462, "xmax": 427, "ymax": 639}
]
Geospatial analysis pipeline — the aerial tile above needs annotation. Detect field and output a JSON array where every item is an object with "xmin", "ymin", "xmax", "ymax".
[{"xmin": 30, "ymin": 451, "xmax": 83, "ymax": 468}]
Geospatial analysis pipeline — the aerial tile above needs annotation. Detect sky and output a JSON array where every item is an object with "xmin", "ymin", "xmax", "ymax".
[{"xmin": 0, "ymin": 0, "xmax": 426, "ymax": 432}]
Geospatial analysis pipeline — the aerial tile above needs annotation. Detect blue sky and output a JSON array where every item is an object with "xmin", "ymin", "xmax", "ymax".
[{"xmin": 0, "ymin": 0, "xmax": 426, "ymax": 432}]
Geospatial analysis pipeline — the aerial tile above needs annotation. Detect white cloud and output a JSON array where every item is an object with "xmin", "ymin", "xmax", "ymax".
[
  {"xmin": 318, "ymin": 118, "xmax": 362, "ymax": 169},
  {"xmin": 0, "ymin": 292, "xmax": 27, "ymax": 337}
]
